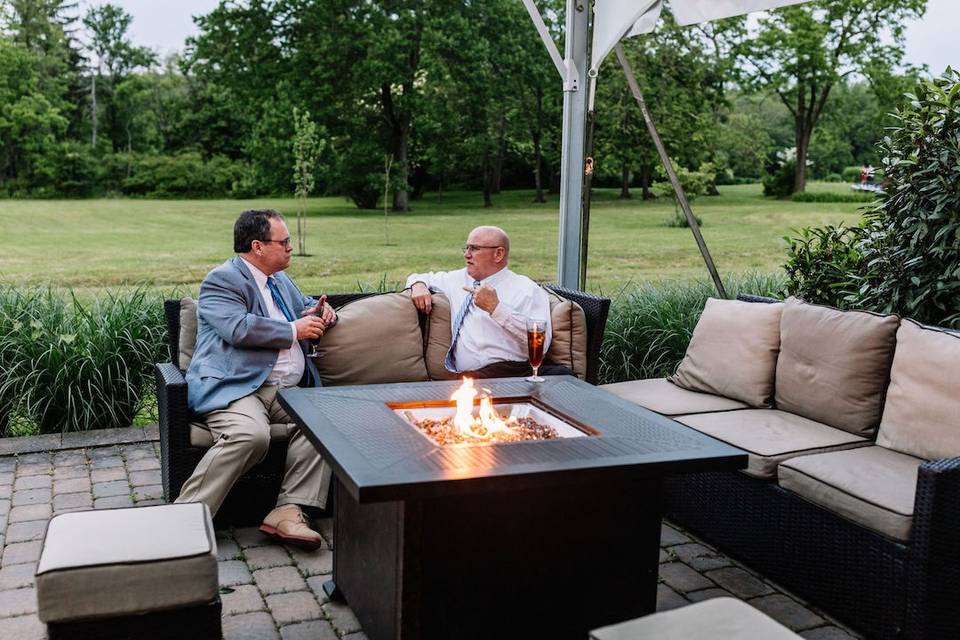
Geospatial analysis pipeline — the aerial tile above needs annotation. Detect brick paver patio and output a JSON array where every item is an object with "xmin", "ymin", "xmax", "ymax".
[{"xmin": 0, "ymin": 427, "xmax": 862, "ymax": 639}]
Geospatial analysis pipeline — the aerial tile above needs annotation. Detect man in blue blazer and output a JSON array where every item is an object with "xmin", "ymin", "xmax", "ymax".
[{"xmin": 177, "ymin": 209, "xmax": 335, "ymax": 549}]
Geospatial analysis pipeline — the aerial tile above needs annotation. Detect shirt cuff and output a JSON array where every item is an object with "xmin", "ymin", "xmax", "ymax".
[{"xmin": 289, "ymin": 322, "xmax": 298, "ymax": 346}]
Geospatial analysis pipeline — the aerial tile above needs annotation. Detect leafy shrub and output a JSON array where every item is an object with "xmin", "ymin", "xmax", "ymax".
[
  {"xmin": 48, "ymin": 142, "xmax": 98, "ymax": 197},
  {"xmin": 825, "ymin": 173, "xmax": 843, "ymax": 183},
  {"xmin": 122, "ymin": 152, "xmax": 244, "ymax": 198},
  {"xmin": 598, "ymin": 273, "xmax": 787, "ymax": 385},
  {"xmin": 854, "ymin": 70, "xmax": 960, "ymax": 327},
  {"xmin": 0, "ymin": 287, "xmax": 167, "ymax": 435},
  {"xmin": 783, "ymin": 224, "xmax": 868, "ymax": 308},
  {"xmin": 790, "ymin": 191, "xmax": 876, "ymax": 203},
  {"xmin": 653, "ymin": 162, "xmax": 712, "ymax": 227},
  {"xmin": 841, "ymin": 166, "xmax": 863, "ymax": 183},
  {"xmin": 841, "ymin": 165, "xmax": 884, "ymax": 184},
  {"xmin": 783, "ymin": 70, "xmax": 960, "ymax": 328},
  {"xmin": 762, "ymin": 158, "xmax": 795, "ymax": 197}
]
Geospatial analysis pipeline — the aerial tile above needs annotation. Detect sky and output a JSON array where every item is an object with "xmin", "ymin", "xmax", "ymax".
[{"xmin": 83, "ymin": 0, "xmax": 959, "ymax": 75}]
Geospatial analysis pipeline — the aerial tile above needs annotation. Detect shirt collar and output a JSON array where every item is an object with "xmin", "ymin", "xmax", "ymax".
[
  {"xmin": 239, "ymin": 256, "xmax": 270, "ymax": 291},
  {"xmin": 475, "ymin": 267, "xmax": 510, "ymax": 287}
]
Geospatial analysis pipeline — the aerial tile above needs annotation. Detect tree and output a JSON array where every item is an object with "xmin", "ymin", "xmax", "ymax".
[
  {"xmin": 82, "ymin": 3, "xmax": 156, "ymax": 151},
  {"xmin": 740, "ymin": 0, "xmax": 926, "ymax": 193},
  {"xmin": 292, "ymin": 106, "xmax": 324, "ymax": 256}
]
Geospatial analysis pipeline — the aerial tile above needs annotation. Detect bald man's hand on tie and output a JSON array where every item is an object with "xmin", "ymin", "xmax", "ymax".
[{"xmin": 464, "ymin": 284, "xmax": 499, "ymax": 314}]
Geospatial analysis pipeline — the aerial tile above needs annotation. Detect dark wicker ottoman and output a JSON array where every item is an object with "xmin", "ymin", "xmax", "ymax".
[{"xmin": 36, "ymin": 503, "xmax": 221, "ymax": 640}]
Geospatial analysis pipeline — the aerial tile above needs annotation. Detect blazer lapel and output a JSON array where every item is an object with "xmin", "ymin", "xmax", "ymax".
[{"xmin": 232, "ymin": 257, "xmax": 268, "ymax": 317}]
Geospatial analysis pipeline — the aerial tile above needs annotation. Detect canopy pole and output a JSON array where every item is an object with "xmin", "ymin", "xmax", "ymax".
[
  {"xmin": 556, "ymin": 0, "xmax": 590, "ymax": 289},
  {"xmin": 614, "ymin": 43, "xmax": 727, "ymax": 299}
]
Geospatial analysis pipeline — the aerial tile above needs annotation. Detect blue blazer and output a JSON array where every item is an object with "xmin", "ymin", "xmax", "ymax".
[{"xmin": 186, "ymin": 257, "xmax": 321, "ymax": 415}]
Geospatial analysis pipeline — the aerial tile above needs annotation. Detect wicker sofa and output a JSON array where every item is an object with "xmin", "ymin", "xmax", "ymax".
[
  {"xmin": 155, "ymin": 286, "xmax": 610, "ymax": 525},
  {"xmin": 601, "ymin": 295, "xmax": 960, "ymax": 640}
]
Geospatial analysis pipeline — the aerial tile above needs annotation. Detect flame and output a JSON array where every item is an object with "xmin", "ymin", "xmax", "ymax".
[{"xmin": 450, "ymin": 377, "xmax": 517, "ymax": 440}]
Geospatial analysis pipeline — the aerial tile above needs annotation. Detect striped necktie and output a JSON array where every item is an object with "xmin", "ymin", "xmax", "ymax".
[{"xmin": 444, "ymin": 280, "xmax": 481, "ymax": 372}]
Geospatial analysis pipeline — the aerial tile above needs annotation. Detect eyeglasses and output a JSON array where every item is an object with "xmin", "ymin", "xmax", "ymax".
[
  {"xmin": 462, "ymin": 244, "xmax": 501, "ymax": 253},
  {"xmin": 261, "ymin": 237, "xmax": 292, "ymax": 248}
]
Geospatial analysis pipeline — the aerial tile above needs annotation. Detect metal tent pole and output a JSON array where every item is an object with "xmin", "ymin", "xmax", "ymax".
[
  {"xmin": 556, "ymin": 0, "xmax": 590, "ymax": 289},
  {"xmin": 614, "ymin": 43, "xmax": 727, "ymax": 299}
]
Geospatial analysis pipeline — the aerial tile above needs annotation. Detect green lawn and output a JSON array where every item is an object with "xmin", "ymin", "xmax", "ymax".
[{"xmin": 0, "ymin": 182, "xmax": 869, "ymax": 296}]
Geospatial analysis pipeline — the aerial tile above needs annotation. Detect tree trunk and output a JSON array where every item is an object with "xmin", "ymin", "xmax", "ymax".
[
  {"xmin": 793, "ymin": 127, "xmax": 810, "ymax": 193},
  {"xmin": 533, "ymin": 129, "xmax": 545, "ymax": 203},
  {"xmin": 640, "ymin": 164, "xmax": 654, "ymax": 200},
  {"xmin": 619, "ymin": 162, "xmax": 631, "ymax": 199},
  {"xmin": 90, "ymin": 74, "xmax": 97, "ymax": 148},
  {"xmin": 392, "ymin": 111, "xmax": 410, "ymax": 212},
  {"xmin": 482, "ymin": 151, "xmax": 493, "ymax": 208},
  {"xmin": 491, "ymin": 112, "xmax": 506, "ymax": 195}
]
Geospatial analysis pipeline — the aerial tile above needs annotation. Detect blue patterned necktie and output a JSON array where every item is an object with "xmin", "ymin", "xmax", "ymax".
[
  {"xmin": 444, "ymin": 280, "xmax": 481, "ymax": 372},
  {"xmin": 266, "ymin": 277, "xmax": 295, "ymax": 321}
]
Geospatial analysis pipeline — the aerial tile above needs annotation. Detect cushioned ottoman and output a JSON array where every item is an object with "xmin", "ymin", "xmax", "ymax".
[
  {"xmin": 589, "ymin": 597, "xmax": 800, "ymax": 639},
  {"xmin": 36, "ymin": 502, "xmax": 221, "ymax": 640}
]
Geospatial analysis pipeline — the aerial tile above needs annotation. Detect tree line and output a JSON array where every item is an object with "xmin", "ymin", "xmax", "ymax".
[{"xmin": 0, "ymin": 0, "xmax": 928, "ymax": 207}]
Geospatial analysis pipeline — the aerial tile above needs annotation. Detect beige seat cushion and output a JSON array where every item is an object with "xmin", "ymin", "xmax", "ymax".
[
  {"xmin": 36, "ymin": 503, "xmax": 218, "ymax": 623},
  {"xmin": 671, "ymin": 298, "xmax": 783, "ymax": 408},
  {"xmin": 778, "ymin": 445, "xmax": 924, "ymax": 542},
  {"xmin": 775, "ymin": 297, "xmax": 899, "ymax": 437},
  {"xmin": 178, "ymin": 297, "xmax": 198, "ymax": 370},
  {"xmin": 190, "ymin": 421, "xmax": 291, "ymax": 448},
  {"xmin": 877, "ymin": 320, "xmax": 960, "ymax": 460},
  {"xmin": 424, "ymin": 293, "xmax": 459, "ymax": 380},
  {"xmin": 545, "ymin": 292, "xmax": 588, "ymax": 378},
  {"xmin": 315, "ymin": 291, "xmax": 429, "ymax": 386},
  {"xmin": 601, "ymin": 378, "xmax": 749, "ymax": 416},
  {"xmin": 590, "ymin": 597, "xmax": 800, "ymax": 640},
  {"xmin": 676, "ymin": 409, "xmax": 870, "ymax": 479}
]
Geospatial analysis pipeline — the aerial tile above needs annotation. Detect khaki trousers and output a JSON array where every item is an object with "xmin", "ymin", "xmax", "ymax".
[{"xmin": 176, "ymin": 383, "xmax": 331, "ymax": 516}]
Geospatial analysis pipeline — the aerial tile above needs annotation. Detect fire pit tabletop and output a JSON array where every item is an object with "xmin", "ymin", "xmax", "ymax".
[{"xmin": 279, "ymin": 375, "xmax": 746, "ymax": 503}]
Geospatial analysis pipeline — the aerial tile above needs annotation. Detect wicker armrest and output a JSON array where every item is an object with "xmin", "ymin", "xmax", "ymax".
[
  {"xmin": 544, "ymin": 285, "xmax": 611, "ymax": 385},
  {"xmin": 155, "ymin": 362, "xmax": 194, "ymax": 501},
  {"xmin": 906, "ymin": 456, "xmax": 960, "ymax": 638}
]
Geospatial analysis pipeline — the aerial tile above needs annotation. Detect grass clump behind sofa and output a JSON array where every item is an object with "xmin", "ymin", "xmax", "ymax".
[
  {"xmin": 0, "ymin": 286, "xmax": 167, "ymax": 436},
  {"xmin": 599, "ymin": 273, "xmax": 786, "ymax": 385}
]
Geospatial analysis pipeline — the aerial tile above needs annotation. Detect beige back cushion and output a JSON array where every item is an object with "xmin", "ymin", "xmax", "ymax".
[
  {"xmin": 670, "ymin": 298, "xmax": 783, "ymax": 408},
  {"xmin": 545, "ymin": 292, "xmax": 588, "ymax": 378},
  {"xmin": 178, "ymin": 297, "xmax": 198, "ymax": 371},
  {"xmin": 775, "ymin": 298, "xmax": 899, "ymax": 437},
  {"xmin": 877, "ymin": 320, "xmax": 960, "ymax": 460},
  {"xmin": 424, "ymin": 293, "xmax": 459, "ymax": 380},
  {"xmin": 315, "ymin": 292, "xmax": 429, "ymax": 386}
]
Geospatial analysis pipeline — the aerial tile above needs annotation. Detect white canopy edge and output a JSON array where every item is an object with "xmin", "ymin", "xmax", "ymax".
[{"xmin": 591, "ymin": 0, "xmax": 810, "ymax": 73}]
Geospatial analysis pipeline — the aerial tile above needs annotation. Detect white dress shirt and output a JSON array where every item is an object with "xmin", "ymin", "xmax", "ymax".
[
  {"xmin": 406, "ymin": 267, "xmax": 552, "ymax": 372},
  {"xmin": 239, "ymin": 257, "xmax": 304, "ymax": 387}
]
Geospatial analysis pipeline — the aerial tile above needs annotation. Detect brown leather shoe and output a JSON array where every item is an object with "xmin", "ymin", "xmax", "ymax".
[{"xmin": 259, "ymin": 504, "xmax": 323, "ymax": 550}]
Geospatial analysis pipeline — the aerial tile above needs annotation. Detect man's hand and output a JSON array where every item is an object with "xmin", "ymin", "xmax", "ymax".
[
  {"xmin": 465, "ymin": 284, "xmax": 499, "ymax": 314},
  {"xmin": 302, "ymin": 295, "xmax": 336, "ymax": 328},
  {"xmin": 294, "ymin": 315, "xmax": 326, "ymax": 341},
  {"xmin": 411, "ymin": 282, "xmax": 432, "ymax": 314}
]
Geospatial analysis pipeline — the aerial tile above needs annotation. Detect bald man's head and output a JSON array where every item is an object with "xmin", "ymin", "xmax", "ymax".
[{"xmin": 464, "ymin": 226, "xmax": 510, "ymax": 280}]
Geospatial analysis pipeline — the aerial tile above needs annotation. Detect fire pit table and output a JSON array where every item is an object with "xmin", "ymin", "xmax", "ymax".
[{"xmin": 279, "ymin": 376, "xmax": 745, "ymax": 640}]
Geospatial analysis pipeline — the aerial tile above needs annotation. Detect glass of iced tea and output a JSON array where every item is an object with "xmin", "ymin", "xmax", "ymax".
[{"xmin": 525, "ymin": 318, "xmax": 546, "ymax": 383}]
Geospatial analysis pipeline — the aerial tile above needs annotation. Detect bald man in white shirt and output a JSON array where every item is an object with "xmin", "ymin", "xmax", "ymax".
[{"xmin": 406, "ymin": 226, "xmax": 572, "ymax": 378}]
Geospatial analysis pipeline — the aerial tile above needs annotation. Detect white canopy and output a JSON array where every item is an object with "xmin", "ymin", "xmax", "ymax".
[{"xmin": 590, "ymin": 0, "xmax": 810, "ymax": 74}]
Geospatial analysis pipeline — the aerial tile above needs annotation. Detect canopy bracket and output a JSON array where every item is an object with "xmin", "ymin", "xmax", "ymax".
[{"xmin": 522, "ymin": 0, "xmax": 580, "ymax": 91}]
